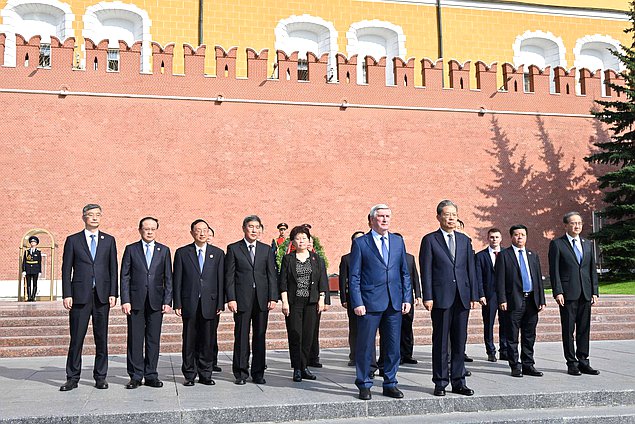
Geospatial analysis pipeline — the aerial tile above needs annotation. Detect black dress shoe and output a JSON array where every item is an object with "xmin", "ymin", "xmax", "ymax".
[
  {"xmin": 579, "ymin": 365, "xmax": 600, "ymax": 375},
  {"xmin": 293, "ymin": 369, "xmax": 302, "ymax": 382},
  {"xmin": 95, "ymin": 379, "xmax": 109, "ymax": 389},
  {"xmin": 511, "ymin": 368, "xmax": 523, "ymax": 377},
  {"xmin": 433, "ymin": 387, "xmax": 446, "ymax": 396},
  {"xmin": 359, "ymin": 388, "xmax": 372, "ymax": 400},
  {"xmin": 567, "ymin": 365, "xmax": 582, "ymax": 375},
  {"xmin": 465, "ymin": 369, "xmax": 472, "ymax": 377},
  {"xmin": 382, "ymin": 386, "xmax": 404, "ymax": 398},
  {"xmin": 301, "ymin": 368, "xmax": 317, "ymax": 380},
  {"xmin": 487, "ymin": 354, "xmax": 497, "ymax": 362},
  {"xmin": 144, "ymin": 379, "xmax": 163, "ymax": 388},
  {"xmin": 452, "ymin": 386, "xmax": 474, "ymax": 396},
  {"xmin": 183, "ymin": 380, "xmax": 195, "ymax": 386},
  {"xmin": 464, "ymin": 354, "xmax": 474, "ymax": 362},
  {"xmin": 308, "ymin": 361, "xmax": 323, "ymax": 368},
  {"xmin": 253, "ymin": 377, "xmax": 266, "ymax": 384},
  {"xmin": 60, "ymin": 380, "xmax": 78, "ymax": 392},
  {"xmin": 234, "ymin": 378, "xmax": 246, "ymax": 385},
  {"xmin": 522, "ymin": 366, "xmax": 543, "ymax": 377},
  {"xmin": 198, "ymin": 378, "xmax": 215, "ymax": 385},
  {"xmin": 401, "ymin": 357, "xmax": 418, "ymax": 365},
  {"xmin": 212, "ymin": 365, "xmax": 222, "ymax": 373},
  {"xmin": 125, "ymin": 379, "xmax": 142, "ymax": 389}
]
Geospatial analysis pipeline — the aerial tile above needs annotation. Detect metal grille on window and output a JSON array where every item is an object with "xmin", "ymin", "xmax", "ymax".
[
  {"xmin": 107, "ymin": 49, "xmax": 120, "ymax": 72},
  {"xmin": 297, "ymin": 59, "xmax": 308, "ymax": 81},
  {"xmin": 362, "ymin": 62, "xmax": 368, "ymax": 84},
  {"xmin": 38, "ymin": 44, "xmax": 51, "ymax": 68},
  {"xmin": 523, "ymin": 73, "xmax": 532, "ymax": 92}
]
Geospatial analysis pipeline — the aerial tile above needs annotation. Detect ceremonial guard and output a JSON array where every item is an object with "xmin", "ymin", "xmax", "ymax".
[{"xmin": 22, "ymin": 236, "xmax": 42, "ymax": 301}]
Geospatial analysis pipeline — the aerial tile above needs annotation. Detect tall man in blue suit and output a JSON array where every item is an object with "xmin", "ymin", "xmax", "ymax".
[
  {"xmin": 475, "ymin": 228, "xmax": 509, "ymax": 362},
  {"xmin": 173, "ymin": 219, "xmax": 225, "ymax": 387},
  {"xmin": 60, "ymin": 204, "xmax": 118, "ymax": 392},
  {"xmin": 349, "ymin": 204, "xmax": 412, "ymax": 401},
  {"xmin": 420, "ymin": 200, "xmax": 480, "ymax": 397},
  {"xmin": 120, "ymin": 216, "xmax": 173, "ymax": 389},
  {"xmin": 548, "ymin": 212, "xmax": 599, "ymax": 376}
]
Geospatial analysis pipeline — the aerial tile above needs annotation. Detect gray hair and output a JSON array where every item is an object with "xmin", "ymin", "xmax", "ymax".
[
  {"xmin": 436, "ymin": 200, "xmax": 457, "ymax": 215},
  {"xmin": 82, "ymin": 204, "xmax": 102, "ymax": 216},
  {"xmin": 563, "ymin": 211, "xmax": 582, "ymax": 224},
  {"xmin": 369, "ymin": 204, "xmax": 390, "ymax": 218},
  {"xmin": 242, "ymin": 215, "xmax": 263, "ymax": 228}
]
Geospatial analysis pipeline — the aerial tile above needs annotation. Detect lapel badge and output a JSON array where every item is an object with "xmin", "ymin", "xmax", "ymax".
[
  {"xmin": 157, "ymin": 247, "xmax": 161, "ymax": 251},
  {"xmin": 100, "ymin": 235, "xmax": 105, "ymax": 240},
  {"xmin": 528, "ymin": 251, "xmax": 532, "ymax": 255},
  {"xmin": 209, "ymin": 254, "xmax": 214, "ymax": 258}
]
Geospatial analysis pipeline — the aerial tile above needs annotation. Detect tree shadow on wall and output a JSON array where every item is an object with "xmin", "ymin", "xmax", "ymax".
[{"xmin": 474, "ymin": 116, "xmax": 600, "ymax": 247}]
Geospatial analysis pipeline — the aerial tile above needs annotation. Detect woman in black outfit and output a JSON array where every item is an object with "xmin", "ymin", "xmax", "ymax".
[{"xmin": 279, "ymin": 225, "xmax": 328, "ymax": 382}]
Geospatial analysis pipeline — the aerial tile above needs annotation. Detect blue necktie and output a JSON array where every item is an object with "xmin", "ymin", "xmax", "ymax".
[
  {"xmin": 447, "ymin": 234, "xmax": 455, "ymax": 261},
  {"xmin": 145, "ymin": 243, "xmax": 152, "ymax": 268},
  {"xmin": 519, "ymin": 250, "xmax": 532, "ymax": 292},
  {"xmin": 90, "ymin": 234, "xmax": 96, "ymax": 260},
  {"xmin": 381, "ymin": 236, "xmax": 389, "ymax": 266},
  {"xmin": 198, "ymin": 248, "xmax": 204, "ymax": 272},
  {"xmin": 572, "ymin": 239, "xmax": 582, "ymax": 264}
]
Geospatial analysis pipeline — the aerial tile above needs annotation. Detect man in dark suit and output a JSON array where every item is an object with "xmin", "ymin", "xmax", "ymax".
[
  {"xmin": 225, "ymin": 215, "xmax": 278, "ymax": 385},
  {"xmin": 475, "ymin": 228, "xmax": 509, "ymax": 362},
  {"xmin": 120, "ymin": 217, "xmax": 172, "ymax": 389},
  {"xmin": 60, "ymin": 204, "xmax": 118, "ymax": 392},
  {"xmin": 339, "ymin": 231, "xmax": 365, "ymax": 366},
  {"xmin": 548, "ymin": 212, "xmax": 600, "ymax": 376},
  {"xmin": 420, "ymin": 200, "xmax": 480, "ymax": 397},
  {"xmin": 349, "ymin": 204, "xmax": 412, "ymax": 400},
  {"xmin": 496, "ymin": 224, "xmax": 546, "ymax": 378},
  {"xmin": 173, "ymin": 219, "xmax": 225, "ymax": 386}
]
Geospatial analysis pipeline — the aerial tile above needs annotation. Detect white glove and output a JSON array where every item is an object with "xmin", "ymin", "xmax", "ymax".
[{"xmin": 22, "ymin": 272, "xmax": 26, "ymax": 276}]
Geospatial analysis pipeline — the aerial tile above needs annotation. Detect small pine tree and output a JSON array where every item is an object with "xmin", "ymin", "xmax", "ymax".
[{"xmin": 584, "ymin": 1, "xmax": 635, "ymax": 275}]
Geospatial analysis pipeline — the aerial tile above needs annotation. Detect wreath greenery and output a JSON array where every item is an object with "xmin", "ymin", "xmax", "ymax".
[{"xmin": 276, "ymin": 235, "xmax": 329, "ymax": 270}]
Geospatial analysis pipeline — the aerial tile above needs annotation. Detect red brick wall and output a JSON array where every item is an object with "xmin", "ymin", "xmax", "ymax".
[{"xmin": 0, "ymin": 35, "xmax": 616, "ymax": 282}]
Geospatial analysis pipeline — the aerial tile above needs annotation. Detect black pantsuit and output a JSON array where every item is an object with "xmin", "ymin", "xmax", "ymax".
[
  {"xmin": 67, "ymin": 290, "xmax": 110, "ymax": 380},
  {"xmin": 286, "ymin": 297, "xmax": 318, "ymax": 369}
]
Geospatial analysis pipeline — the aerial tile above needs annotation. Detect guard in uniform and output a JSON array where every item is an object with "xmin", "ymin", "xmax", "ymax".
[
  {"xmin": 22, "ymin": 236, "xmax": 42, "ymax": 301},
  {"xmin": 271, "ymin": 223, "xmax": 288, "ymax": 252}
]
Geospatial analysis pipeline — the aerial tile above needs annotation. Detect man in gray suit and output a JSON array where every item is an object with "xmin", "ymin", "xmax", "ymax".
[
  {"xmin": 120, "ymin": 217, "xmax": 173, "ymax": 389},
  {"xmin": 548, "ymin": 212, "xmax": 599, "ymax": 376}
]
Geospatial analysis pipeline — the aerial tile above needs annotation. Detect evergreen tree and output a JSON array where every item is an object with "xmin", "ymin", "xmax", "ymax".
[{"xmin": 584, "ymin": 1, "xmax": 635, "ymax": 275}]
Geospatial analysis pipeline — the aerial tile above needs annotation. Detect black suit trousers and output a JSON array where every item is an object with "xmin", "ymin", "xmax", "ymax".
[
  {"xmin": 309, "ymin": 313, "xmax": 322, "ymax": 363},
  {"xmin": 559, "ymin": 297, "xmax": 591, "ymax": 367},
  {"xmin": 126, "ymin": 296, "xmax": 163, "ymax": 381},
  {"xmin": 507, "ymin": 298, "xmax": 539, "ymax": 369},
  {"xmin": 285, "ymin": 297, "xmax": 318, "ymax": 370},
  {"xmin": 181, "ymin": 298, "xmax": 217, "ymax": 381},
  {"xmin": 66, "ymin": 290, "xmax": 110, "ymax": 381},
  {"xmin": 346, "ymin": 304, "xmax": 357, "ymax": 361},
  {"xmin": 481, "ymin": 293, "xmax": 509, "ymax": 355},
  {"xmin": 400, "ymin": 305, "xmax": 415, "ymax": 360},
  {"xmin": 232, "ymin": 289, "xmax": 269, "ymax": 380},
  {"xmin": 430, "ymin": 293, "xmax": 469, "ymax": 389},
  {"xmin": 26, "ymin": 274, "xmax": 38, "ymax": 299}
]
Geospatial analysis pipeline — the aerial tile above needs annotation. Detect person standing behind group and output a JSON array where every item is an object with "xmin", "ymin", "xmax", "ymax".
[
  {"xmin": 420, "ymin": 200, "xmax": 479, "ymax": 397},
  {"xmin": 225, "ymin": 215, "xmax": 278, "ymax": 385},
  {"xmin": 496, "ymin": 224, "xmax": 546, "ymax": 378},
  {"xmin": 272, "ymin": 223, "xmax": 288, "ymax": 253},
  {"xmin": 339, "ymin": 231, "xmax": 366, "ymax": 366},
  {"xmin": 548, "ymin": 212, "xmax": 600, "ymax": 376},
  {"xmin": 207, "ymin": 225, "xmax": 222, "ymax": 373},
  {"xmin": 475, "ymin": 228, "xmax": 509, "ymax": 362},
  {"xmin": 22, "ymin": 236, "xmax": 42, "ymax": 302},
  {"xmin": 60, "ymin": 204, "xmax": 118, "ymax": 392},
  {"xmin": 279, "ymin": 225, "xmax": 328, "ymax": 382},
  {"xmin": 173, "ymin": 219, "xmax": 224, "ymax": 387},
  {"xmin": 119, "ymin": 217, "xmax": 172, "ymax": 389},
  {"xmin": 350, "ymin": 204, "xmax": 412, "ymax": 401}
]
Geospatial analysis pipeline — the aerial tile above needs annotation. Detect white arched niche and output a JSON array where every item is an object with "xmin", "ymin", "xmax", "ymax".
[
  {"xmin": 275, "ymin": 15, "xmax": 338, "ymax": 81},
  {"xmin": 513, "ymin": 30, "xmax": 566, "ymax": 93},
  {"xmin": 346, "ymin": 20, "xmax": 406, "ymax": 86},
  {"xmin": 574, "ymin": 35, "xmax": 623, "ymax": 96},
  {"xmin": 1, "ymin": 0, "xmax": 75, "ymax": 67},
  {"xmin": 82, "ymin": 1, "xmax": 151, "ymax": 72}
]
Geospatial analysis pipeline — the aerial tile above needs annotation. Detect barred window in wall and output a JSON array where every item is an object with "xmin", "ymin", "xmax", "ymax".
[
  {"xmin": 107, "ymin": 49, "xmax": 120, "ymax": 72},
  {"xmin": 39, "ymin": 44, "xmax": 51, "ymax": 68},
  {"xmin": 298, "ymin": 59, "xmax": 309, "ymax": 81}
]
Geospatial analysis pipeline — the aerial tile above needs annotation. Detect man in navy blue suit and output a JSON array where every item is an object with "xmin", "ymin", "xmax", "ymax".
[
  {"xmin": 60, "ymin": 204, "xmax": 118, "ymax": 391},
  {"xmin": 475, "ymin": 228, "xmax": 509, "ymax": 362},
  {"xmin": 120, "ymin": 217, "xmax": 173, "ymax": 389},
  {"xmin": 420, "ymin": 200, "xmax": 480, "ymax": 397},
  {"xmin": 349, "ymin": 204, "xmax": 412, "ymax": 401}
]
